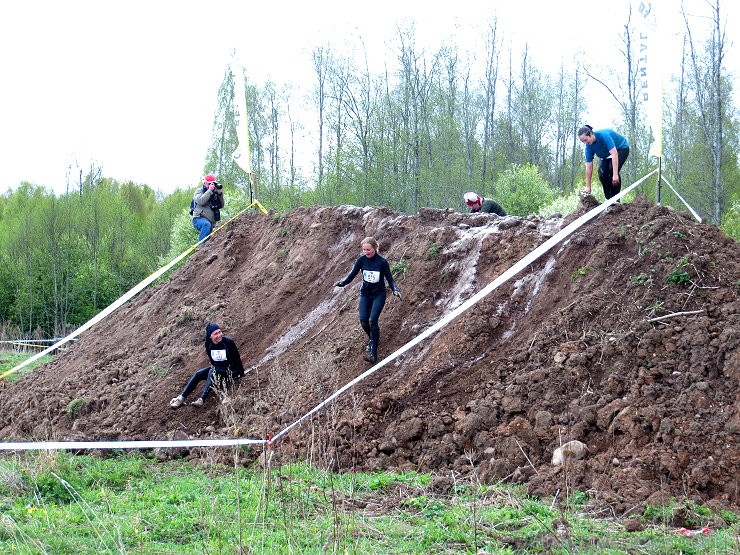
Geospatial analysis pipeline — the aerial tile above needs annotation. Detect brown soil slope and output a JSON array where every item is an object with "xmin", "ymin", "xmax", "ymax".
[{"xmin": 1, "ymin": 196, "xmax": 738, "ymax": 513}]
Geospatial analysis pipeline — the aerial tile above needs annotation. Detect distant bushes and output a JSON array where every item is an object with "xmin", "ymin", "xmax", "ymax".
[
  {"xmin": 495, "ymin": 164, "xmax": 554, "ymax": 216},
  {"xmin": 721, "ymin": 200, "xmax": 739, "ymax": 241}
]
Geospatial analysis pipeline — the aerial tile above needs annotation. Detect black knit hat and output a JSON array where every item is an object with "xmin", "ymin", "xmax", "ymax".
[{"xmin": 205, "ymin": 323, "xmax": 221, "ymax": 340}]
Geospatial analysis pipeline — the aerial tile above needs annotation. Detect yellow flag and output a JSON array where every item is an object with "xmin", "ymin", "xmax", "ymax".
[
  {"xmin": 230, "ymin": 53, "xmax": 251, "ymax": 174},
  {"xmin": 635, "ymin": 0, "xmax": 663, "ymax": 158}
]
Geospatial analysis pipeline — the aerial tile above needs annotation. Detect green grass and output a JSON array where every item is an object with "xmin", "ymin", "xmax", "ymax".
[
  {"xmin": 0, "ymin": 349, "xmax": 52, "ymax": 381},
  {"xmin": 1, "ymin": 354, "xmax": 738, "ymax": 553},
  {"xmin": 0, "ymin": 451, "xmax": 736, "ymax": 554},
  {"xmin": 390, "ymin": 258, "xmax": 409, "ymax": 277},
  {"xmin": 427, "ymin": 242, "xmax": 441, "ymax": 258},
  {"xmin": 570, "ymin": 265, "xmax": 595, "ymax": 281}
]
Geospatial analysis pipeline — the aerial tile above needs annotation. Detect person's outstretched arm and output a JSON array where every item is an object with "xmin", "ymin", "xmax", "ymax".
[
  {"xmin": 584, "ymin": 161, "xmax": 594, "ymax": 193},
  {"xmin": 335, "ymin": 258, "xmax": 361, "ymax": 287},
  {"xmin": 227, "ymin": 338, "xmax": 245, "ymax": 377}
]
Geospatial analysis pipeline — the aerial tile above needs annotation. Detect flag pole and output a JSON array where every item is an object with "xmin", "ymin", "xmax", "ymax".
[
  {"xmin": 230, "ymin": 51, "xmax": 267, "ymax": 215},
  {"xmin": 635, "ymin": 0, "xmax": 663, "ymax": 204}
]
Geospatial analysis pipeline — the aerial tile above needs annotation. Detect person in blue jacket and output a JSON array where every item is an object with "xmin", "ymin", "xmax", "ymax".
[
  {"xmin": 578, "ymin": 125, "xmax": 630, "ymax": 199},
  {"xmin": 170, "ymin": 323, "xmax": 245, "ymax": 408},
  {"xmin": 334, "ymin": 237, "xmax": 401, "ymax": 363}
]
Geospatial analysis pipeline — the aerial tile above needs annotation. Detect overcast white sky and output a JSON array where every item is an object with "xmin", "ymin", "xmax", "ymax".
[{"xmin": 1, "ymin": 0, "xmax": 737, "ymax": 195}]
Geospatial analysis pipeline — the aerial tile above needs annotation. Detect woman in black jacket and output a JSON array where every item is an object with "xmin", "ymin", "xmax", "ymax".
[
  {"xmin": 170, "ymin": 323, "xmax": 245, "ymax": 408},
  {"xmin": 334, "ymin": 237, "xmax": 401, "ymax": 363}
]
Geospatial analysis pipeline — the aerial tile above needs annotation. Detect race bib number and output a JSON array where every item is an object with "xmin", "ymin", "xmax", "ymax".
[
  {"xmin": 211, "ymin": 348, "xmax": 227, "ymax": 362},
  {"xmin": 362, "ymin": 269, "xmax": 380, "ymax": 283}
]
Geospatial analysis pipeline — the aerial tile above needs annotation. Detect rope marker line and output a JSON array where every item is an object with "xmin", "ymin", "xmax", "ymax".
[
  {"xmin": 0, "ymin": 339, "xmax": 77, "ymax": 345},
  {"xmin": 0, "ymin": 172, "xmax": 658, "ymax": 452},
  {"xmin": 659, "ymin": 174, "xmax": 702, "ymax": 222},
  {"xmin": 269, "ymin": 170, "xmax": 658, "ymax": 444},
  {"xmin": 1, "ymin": 199, "xmax": 265, "ymax": 381},
  {"xmin": 0, "ymin": 438, "xmax": 267, "ymax": 452},
  {"xmin": 2, "ymin": 342, "xmax": 52, "ymax": 350},
  {"xmin": 247, "ymin": 199, "xmax": 268, "ymax": 215}
]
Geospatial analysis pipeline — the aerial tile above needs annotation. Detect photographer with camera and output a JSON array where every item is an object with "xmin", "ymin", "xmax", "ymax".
[{"xmin": 192, "ymin": 173, "xmax": 225, "ymax": 243}]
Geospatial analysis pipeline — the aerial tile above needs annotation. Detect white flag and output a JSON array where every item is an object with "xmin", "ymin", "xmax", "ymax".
[
  {"xmin": 635, "ymin": 0, "xmax": 663, "ymax": 158},
  {"xmin": 230, "ymin": 54, "xmax": 251, "ymax": 174}
]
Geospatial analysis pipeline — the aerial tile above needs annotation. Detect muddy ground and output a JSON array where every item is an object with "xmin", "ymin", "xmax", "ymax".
[{"xmin": 1, "ymin": 195, "xmax": 738, "ymax": 515}]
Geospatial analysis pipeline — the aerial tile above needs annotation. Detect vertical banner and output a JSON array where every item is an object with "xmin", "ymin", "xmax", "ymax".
[
  {"xmin": 635, "ymin": 0, "xmax": 662, "ymax": 158},
  {"xmin": 230, "ymin": 51, "xmax": 252, "ymax": 174}
]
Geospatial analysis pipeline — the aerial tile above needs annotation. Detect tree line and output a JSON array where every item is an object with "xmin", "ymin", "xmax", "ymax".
[
  {"xmin": 209, "ymin": 3, "xmax": 737, "ymax": 225},
  {"xmin": 0, "ymin": 177, "xmax": 190, "ymax": 338},
  {"xmin": 1, "ymin": 1, "xmax": 738, "ymax": 338}
]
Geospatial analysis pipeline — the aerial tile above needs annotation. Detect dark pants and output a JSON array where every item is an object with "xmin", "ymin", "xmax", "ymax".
[
  {"xmin": 358, "ymin": 292, "xmax": 386, "ymax": 356},
  {"xmin": 598, "ymin": 147, "xmax": 630, "ymax": 199},
  {"xmin": 180, "ymin": 367, "xmax": 230, "ymax": 401}
]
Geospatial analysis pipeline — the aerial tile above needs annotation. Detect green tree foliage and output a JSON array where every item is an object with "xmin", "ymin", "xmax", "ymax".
[
  {"xmin": 655, "ymin": 2, "xmax": 739, "ymax": 225},
  {"xmin": 494, "ymin": 164, "xmax": 554, "ymax": 216},
  {"xmin": 4, "ymin": 1, "xmax": 738, "ymax": 341},
  {"xmin": 537, "ymin": 185, "xmax": 582, "ymax": 218},
  {"xmin": 0, "ymin": 177, "xmax": 190, "ymax": 337},
  {"xmin": 195, "ymin": 9, "xmax": 738, "ymax": 224},
  {"xmin": 722, "ymin": 200, "xmax": 740, "ymax": 240}
]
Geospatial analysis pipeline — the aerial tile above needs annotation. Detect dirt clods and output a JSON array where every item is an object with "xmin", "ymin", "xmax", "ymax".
[{"xmin": 1, "ymin": 197, "xmax": 738, "ymax": 513}]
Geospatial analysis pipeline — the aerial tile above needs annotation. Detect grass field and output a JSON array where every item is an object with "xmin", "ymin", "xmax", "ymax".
[
  {"xmin": 0, "ymin": 450, "xmax": 736, "ymax": 554},
  {"xmin": 0, "ymin": 351, "xmax": 738, "ymax": 553},
  {"xmin": 0, "ymin": 348, "xmax": 52, "ymax": 381}
]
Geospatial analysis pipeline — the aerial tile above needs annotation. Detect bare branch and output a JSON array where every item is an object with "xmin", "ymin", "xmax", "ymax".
[
  {"xmin": 648, "ymin": 310, "xmax": 704, "ymax": 322},
  {"xmin": 581, "ymin": 66, "xmax": 624, "ymax": 108}
]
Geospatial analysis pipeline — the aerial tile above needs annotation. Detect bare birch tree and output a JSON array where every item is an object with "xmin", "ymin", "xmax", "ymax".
[
  {"xmin": 683, "ymin": 0, "xmax": 728, "ymax": 223},
  {"xmin": 480, "ymin": 20, "xmax": 500, "ymax": 191},
  {"xmin": 312, "ymin": 47, "xmax": 331, "ymax": 194}
]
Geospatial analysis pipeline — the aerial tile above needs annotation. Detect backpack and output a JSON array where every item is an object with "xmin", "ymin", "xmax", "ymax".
[{"xmin": 189, "ymin": 186, "xmax": 205, "ymax": 216}]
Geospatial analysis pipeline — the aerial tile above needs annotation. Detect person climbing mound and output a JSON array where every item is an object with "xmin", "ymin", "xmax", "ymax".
[
  {"xmin": 334, "ymin": 237, "xmax": 401, "ymax": 364},
  {"xmin": 577, "ymin": 124, "xmax": 630, "ymax": 200},
  {"xmin": 170, "ymin": 323, "xmax": 245, "ymax": 408},
  {"xmin": 464, "ymin": 192, "xmax": 506, "ymax": 216}
]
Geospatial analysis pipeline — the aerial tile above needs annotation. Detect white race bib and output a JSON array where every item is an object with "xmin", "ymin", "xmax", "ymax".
[
  {"xmin": 362, "ymin": 269, "xmax": 380, "ymax": 283},
  {"xmin": 211, "ymin": 348, "xmax": 227, "ymax": 362}
]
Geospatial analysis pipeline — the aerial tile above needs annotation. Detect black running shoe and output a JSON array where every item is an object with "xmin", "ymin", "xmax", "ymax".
[
  {"xmin": 365, "ymin": 340, "xmax": 372, "ymax": 352},
  {"xmin": 364, "ymin": 352, "xmax": 377, "ymax": 363}
]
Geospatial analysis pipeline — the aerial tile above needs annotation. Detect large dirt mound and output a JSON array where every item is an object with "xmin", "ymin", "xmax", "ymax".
[{"xmin": 1, "ymin": 196, "xmax": 738, "ymax": 514}]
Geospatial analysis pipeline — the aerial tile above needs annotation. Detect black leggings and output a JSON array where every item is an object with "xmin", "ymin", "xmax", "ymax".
[
  {"xmin": 598, "ymin": 147, "xmax": 630, "ymax": 199},
  {"xmin": 180, "ymin": 367, "xmax": 231, "ymax": 401},
  {"xmin": 358, "ymin": 292, "xmax": 387, "ymax": 356}
]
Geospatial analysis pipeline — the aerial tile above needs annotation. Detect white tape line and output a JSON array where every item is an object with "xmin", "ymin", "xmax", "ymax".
[
  {"xmin": 2, "ymin": 175, "xmax": 659, "ymax": 452},
  {"xmin": 4, "ymin": 245, "xmax": 198, "ymax": 378},
  {"xmin": 660, "ymin": 175, "xmax": 703, "ymax": 222},
  {"xmin": 0, "ymin": 339, "xmax": 75, "ymax": 345},
  {"xmin": 4, "ymin": 203, "xmax": 255, "ymax": 379},
  {"xmin": 271, "ymin": 170, "xmax": 658, "ymax": 443},
  {"xmin": 0, "ymin": 438, "xmax": 267, "ymax": 451}
]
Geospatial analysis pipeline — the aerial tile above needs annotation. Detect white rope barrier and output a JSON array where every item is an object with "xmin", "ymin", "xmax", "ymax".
[
  {"xmin": 1, "ymin": 251, "xmax": 200, "ymax": 381},
  {"xmin": 0, "ymin": 338, "xmax": 77, "ymax": 344},
  {"xmin": 270, "ymin": 170, "xmax": 658, "ymax": 443},
  {"xmin": 0, "ymin": 439, "xmax": 266, "ymax": 452},
  {"xmin": 660, "ymin": 174, "xmax": 703, "ymax": 222},
  {"xmin": 1, "ymin": 204, "xmax": 257, "ymax": 381},
  {"xmin": 0, "ymin": 171, "xmax": 657, "ymax": 452}
]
